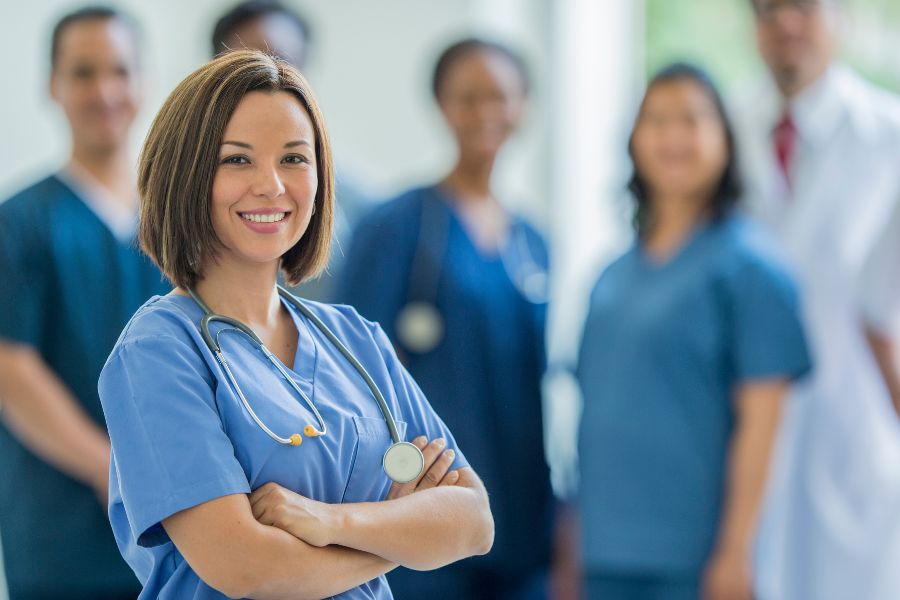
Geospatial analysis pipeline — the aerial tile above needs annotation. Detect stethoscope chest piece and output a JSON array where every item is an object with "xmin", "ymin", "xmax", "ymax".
[
  {"xmin": 383, "ymin": 441, "xmax": 425, "ymax": 484},
  {"xmin": 396, "ymin": 301, "xmax": 444, "ymax": 354}
]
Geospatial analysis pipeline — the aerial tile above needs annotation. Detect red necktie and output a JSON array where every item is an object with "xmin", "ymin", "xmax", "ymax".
[{"xmin": 773, "ymin": 111, "xmax": 797, "ymax": 187}]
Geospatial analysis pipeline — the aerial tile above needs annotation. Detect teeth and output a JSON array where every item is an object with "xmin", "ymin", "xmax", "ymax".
[{"xmin": 241, "ymin": 212, "xmax": 286, "ymax": 223}]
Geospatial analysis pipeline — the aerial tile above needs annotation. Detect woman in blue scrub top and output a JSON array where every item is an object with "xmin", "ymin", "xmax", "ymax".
[
  {"xmin": 576, "ymin": 63, "xmax": 811, "ymax": 600},
  {"xmin": 339, "ymin": 38, "xmax": 554, "ymax": 600},
  {"xmin": 97, "ymin": 50, "xmax": 493, "ymax": 600}
]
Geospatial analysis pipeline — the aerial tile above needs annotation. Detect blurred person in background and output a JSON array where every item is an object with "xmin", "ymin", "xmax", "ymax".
[
  {"xmin": 211, "ymin": 0, "xmax": 375, "ymax": 302},
  {"xmin": 735, "ymin": 1, "xmax": 900, "ymax": 598},
  {"xmin": 338, "ymin": 38, "xmax": 554, "ymax": 600},
  {"xmin": 0, "ymin": 6, "xmax": 167, "ymax": 599},
  {"xmin": 576, "ymin": 64, "xmax": 811, "ymax": 600}
]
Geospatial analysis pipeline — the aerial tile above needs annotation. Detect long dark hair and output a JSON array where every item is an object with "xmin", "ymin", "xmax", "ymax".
[{"xmin": 628, "ymin": 63, "xmax": 743, "ymax": 233}]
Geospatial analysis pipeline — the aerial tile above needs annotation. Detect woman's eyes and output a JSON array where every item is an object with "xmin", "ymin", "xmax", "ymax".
[
  {"xmin": 282, "ymin": 154, "xmax": 310, "ymax": 165},
  {"xmin": 219, "ymin": 154, "xmax": 310, "ymax": 165}
]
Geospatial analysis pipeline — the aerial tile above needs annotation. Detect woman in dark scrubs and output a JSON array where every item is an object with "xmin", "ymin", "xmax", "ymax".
[{"xmin": 339, "ymin": 38, "xmax": 553, "ymax": 600}]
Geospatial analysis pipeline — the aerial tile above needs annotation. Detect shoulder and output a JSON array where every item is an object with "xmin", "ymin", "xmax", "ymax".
[
  {"xmin": 112, "ymin": 295, "xmax": 206, "ymax": 355},
  {"xmin": 356, "ymin": 186, "xmax": 431, "ymax": 232},
  {"xmin": 711, "ymin": 213, "xmax": 797, "ymax": 291},
  {"xmin": 839, "ymin": 68, "xmax": 900, "ymax": 139},
  {"xmin": 589, "ymin": 246, "xmax": 637, "ymax": 298},
  {"xmin": 295, "ymin": 299, "xmax": 385, "ymax": 345},
  {"xmin": 0, "ymin": 174, "xmax": 71, "ymax": 220}
]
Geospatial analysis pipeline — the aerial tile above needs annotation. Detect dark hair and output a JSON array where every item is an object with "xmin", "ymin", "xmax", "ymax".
[
  {"xmin": 50, "ymin": 5, "xmax": 139, "ymax": 69},
  {"xmin": 211, "ymin": 1, "xmax": 311, "ymax": 59},
  {"xmin": 628, "ymin": 62, "xmax": 743, "ymax": 233},
  {"xmin": 138, "ymin": 50, "xmax": 334, "ymax": 289},
  {"xmin": 431, "ymin": 37, "xmax": 530, "ymax": 100}
]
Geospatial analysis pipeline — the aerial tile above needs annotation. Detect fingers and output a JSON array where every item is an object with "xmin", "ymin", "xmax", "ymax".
[
  {"xmin": 417, "ymin": 447, "xmax": 455, "ymax": 490},
  {"xmin": 439, "ymin": 469, "xmax": 460, "ymax": 487},
  {"xmin": 387, "ymin": 436, "xmax": 429, "ymax": 500},
  {"xmin": 249, "ymin": 481, "xmax": 281, "ymax": 509},
  {"xmin": 386, "ymin": 436, "xmax": 459, "ymax": 498}
]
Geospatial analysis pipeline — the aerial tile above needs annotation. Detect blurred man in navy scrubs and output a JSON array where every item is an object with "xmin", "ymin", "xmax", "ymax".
[{"xmin": 0, "ymin": 7, "xmax": 167, "ymax": 599}]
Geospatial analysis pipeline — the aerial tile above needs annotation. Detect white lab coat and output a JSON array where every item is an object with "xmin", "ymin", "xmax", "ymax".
[{"xmin": 734, "ymin": 65, "xmax": 900, "ymax": 600}]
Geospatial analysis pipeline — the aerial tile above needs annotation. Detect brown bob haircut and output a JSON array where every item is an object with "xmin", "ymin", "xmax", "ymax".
[{"xmin": 138, "ymin": 49, "xmax": 334, "ymax": 289}]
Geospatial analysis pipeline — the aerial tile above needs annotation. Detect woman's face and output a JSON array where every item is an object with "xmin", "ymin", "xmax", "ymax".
[
  {"xmin": 210, "ymin": 90, "xmax": 318, "ymax": 272},
  {"xmin": 437, "ymin": 50, "xmax": 526, "ymax": 161},
  {"xmin": 631, "ymin": 79, "xmax": 729, "ymax": 205}
]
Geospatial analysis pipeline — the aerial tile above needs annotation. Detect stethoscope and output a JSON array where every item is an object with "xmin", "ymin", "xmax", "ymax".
[
  {"xmin": 396, "ymin": 189, "xmax": 550, "ymax": 354},
  {"xmin": 187, "ymin": 285, "xmax": 425, "ymax": 484}
]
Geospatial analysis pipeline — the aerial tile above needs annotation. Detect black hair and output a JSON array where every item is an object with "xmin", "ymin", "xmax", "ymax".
[
  {"xmin": 431, "ymin": 37, "xmax": 530, "ymax": 100},
  {"xmin": 628, "ymin": 62, "xmax": 743, "ymax": 233},
  {"xmin": 211, "ymin": 0, "xmax": 311, "ymax": 59},
  {"xmin": 50, "ymin": 6, "xmax": 139, "ymax": 69}
]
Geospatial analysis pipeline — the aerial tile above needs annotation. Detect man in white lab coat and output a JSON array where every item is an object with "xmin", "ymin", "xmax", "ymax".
[{"xmin": 734, "ymin": 1, "xmax": 900, "ymax": 599}]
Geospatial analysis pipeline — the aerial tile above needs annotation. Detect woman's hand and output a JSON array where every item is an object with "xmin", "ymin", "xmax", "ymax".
[
  {"xmin": 386, "ymin": 435, "xmax": 460, "ymax": 500},
  {"xmin": 702, "ymin": 548, "xmax": 754, "ymax": 600},
  {"xmin": 250, "ymin": 483, "xmax": 336, "ymax": 547}
]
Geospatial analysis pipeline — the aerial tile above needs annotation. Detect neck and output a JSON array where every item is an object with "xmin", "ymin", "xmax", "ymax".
[
  {"xmin": 443, "ymin": 153, "xmax": 496, "ymax": 202},
  {"xmin": 774, "ymin": 62, "xmax": 830, "ymax": 101},
  {"xmin": 644, "ymin": 194, "xmax": 709, "ymax": 255},
  {"xmin": 193, "ymin": 259, "xmax": 282, "ymax": 326},
  {"xmin": 70, "ymin": 142, "xmax": 135, "ymax": 204}
]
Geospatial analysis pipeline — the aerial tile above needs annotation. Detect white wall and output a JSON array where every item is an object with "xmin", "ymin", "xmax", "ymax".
[{"xmin": 0, "ymin": 0, "xmax": 551, "ymax": 213}]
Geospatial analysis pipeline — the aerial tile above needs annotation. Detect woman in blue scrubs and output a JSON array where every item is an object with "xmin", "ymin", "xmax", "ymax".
[
  {"xmin": 97, "ymin": 50, "xmax": 493, "ymax": 599},
  {"xmin": 576, "ymin": 64, "xmax": 811, "ymax": 600},
  {"xmin": 339, "ymin": 38, "xmax": 553, "ymax": 600}
]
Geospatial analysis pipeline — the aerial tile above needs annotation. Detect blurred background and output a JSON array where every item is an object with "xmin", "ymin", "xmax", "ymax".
[{"xmin": 1, "ymin": 0, "xmax": 899, "ymax": 598}]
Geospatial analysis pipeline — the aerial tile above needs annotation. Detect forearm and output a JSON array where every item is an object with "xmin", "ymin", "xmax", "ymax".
[
  {"xmin": 246, "ymin": 527, "xmax": 395, "ymax": 600},
  {"xmin": 715, "ymin": 384, "xmax": 784, "ymax": 555},
  {"xmin": 329, "ymin": 468, "xmax": 493, "ymax": 570},
  {"xmin": 0, "ymin": 343, "xmax": 110, "ymax": 491},
  {"xmin": 164, "ymin": 494, "xmax": 395, "ymax": 600},
  {"xmin": 865, "ymin": 327, "xmax": 900, "ymax": 415}
]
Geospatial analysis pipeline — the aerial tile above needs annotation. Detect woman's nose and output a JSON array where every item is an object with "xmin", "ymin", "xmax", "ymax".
[{"xmin": 251, "ymin": 165, "xmax": 286, "ymax": 199}]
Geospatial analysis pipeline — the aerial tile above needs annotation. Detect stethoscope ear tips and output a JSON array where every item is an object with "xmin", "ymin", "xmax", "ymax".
[
  {"xmin": 289, "ymin": 433, "xmax": 303, "ymax": 446},
  {"xmin": 303, "ymin": 424, "xmax": 322, "ymax": 437}
]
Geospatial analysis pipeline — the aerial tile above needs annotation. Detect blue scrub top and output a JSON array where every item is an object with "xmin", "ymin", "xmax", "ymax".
[
  {"xmin": 337, "ymin": 185, "xmax": 553, "ymax": 576},
  {"xmin": 0, "ymin": 175, "xmax": 166, "ymax": 598},
  {"xmin": 576, "ymin": 214, "xmax": 811, "ymax": 574},
  {"xmin": 99, "ymin": 294, "xmax": 467, "ymax": 599}
]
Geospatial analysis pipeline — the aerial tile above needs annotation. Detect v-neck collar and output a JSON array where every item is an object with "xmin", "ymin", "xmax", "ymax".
[
  {"xmin": 428, "ymin": 184, "xmax": 520, "ymax": 264},
  {"xmin": 635, "ymin": 218, "xmax": 713, "ymax": 272}
]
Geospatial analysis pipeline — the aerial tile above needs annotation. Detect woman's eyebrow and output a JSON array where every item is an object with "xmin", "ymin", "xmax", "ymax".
[
  {"xmin": 221, "ymin": 140, "xmax": 251, "ymax": 148},
  {"xmin": 284, "ymin": 140, "xmax": 313, "ymax": 148}
]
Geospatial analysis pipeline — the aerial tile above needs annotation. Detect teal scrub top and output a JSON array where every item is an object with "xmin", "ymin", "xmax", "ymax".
[
  {"xmin": 99, "ymin": 295, "xmax": 467, "ymax": 599},
  {"xmin": 0, "ymin": 174, "xmax": 167, "ymax": 598},
  {"xmin": 576, "ymin": 214, "xmax": 811, "ymax": 574}
]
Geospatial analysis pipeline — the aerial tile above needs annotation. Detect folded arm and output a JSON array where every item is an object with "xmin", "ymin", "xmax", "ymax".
[
  {"xmin": 252, "ymin": 465, "xmax": 494, "ymax": 571},
  {"xmin": 162, "ymin": 493, "xmax": 395, "ymax": 600}
]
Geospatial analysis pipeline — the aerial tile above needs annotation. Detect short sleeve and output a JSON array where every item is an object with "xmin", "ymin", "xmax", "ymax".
[
  {"xmin": 0, "ymin": 208, "xmax": 47, "ymax": 347},
  {"xmin": 368, "ymin": 321, "xmax": 469, "ymax": 472},
  {"xmin": 859, "ymin": 198, "xmax": 900, "ymax": 334},
  {"xmin": 726, "ymin": 258, "xmax": 812, "ymax": 382},
  {"xmin": 99, "ymin": 333, "xmax": 250, "ymax": 547}
]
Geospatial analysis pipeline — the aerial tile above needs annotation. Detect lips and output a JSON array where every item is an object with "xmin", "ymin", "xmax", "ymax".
[
  {"xmin": 240, "ymin": 212, "xmax": 287, "ymax": 223},
  {"xmin": 237, "ymin": 209, "xmax": 293, "ymax": 233}
]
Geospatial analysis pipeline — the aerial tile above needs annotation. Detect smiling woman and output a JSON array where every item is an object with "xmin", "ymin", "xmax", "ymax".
[{"xmin": 98, "ymin": 49, "xmax": 493, "ymax": 600}]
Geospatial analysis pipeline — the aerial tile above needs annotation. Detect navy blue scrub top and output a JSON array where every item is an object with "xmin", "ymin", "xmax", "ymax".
[
  {"xmin": 576, "ymin": 214, "xmax": 811, "ymax": 574},
  {"xmin": 0, "ymin": 175, "xmax": 168, "ymax": 597},
  {"xmin": 338, "ymin": 185, "xmax": 554, "ymax": 574}
]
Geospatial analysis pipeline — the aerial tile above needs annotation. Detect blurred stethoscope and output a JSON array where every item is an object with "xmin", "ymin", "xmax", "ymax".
[
  {"xmin": 396, "ymin": 189, "xmax": 549, "ymax": 354},
  {"xmin": 187, "ymin": 285, "xmax": 425, "ymax": 484}
]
